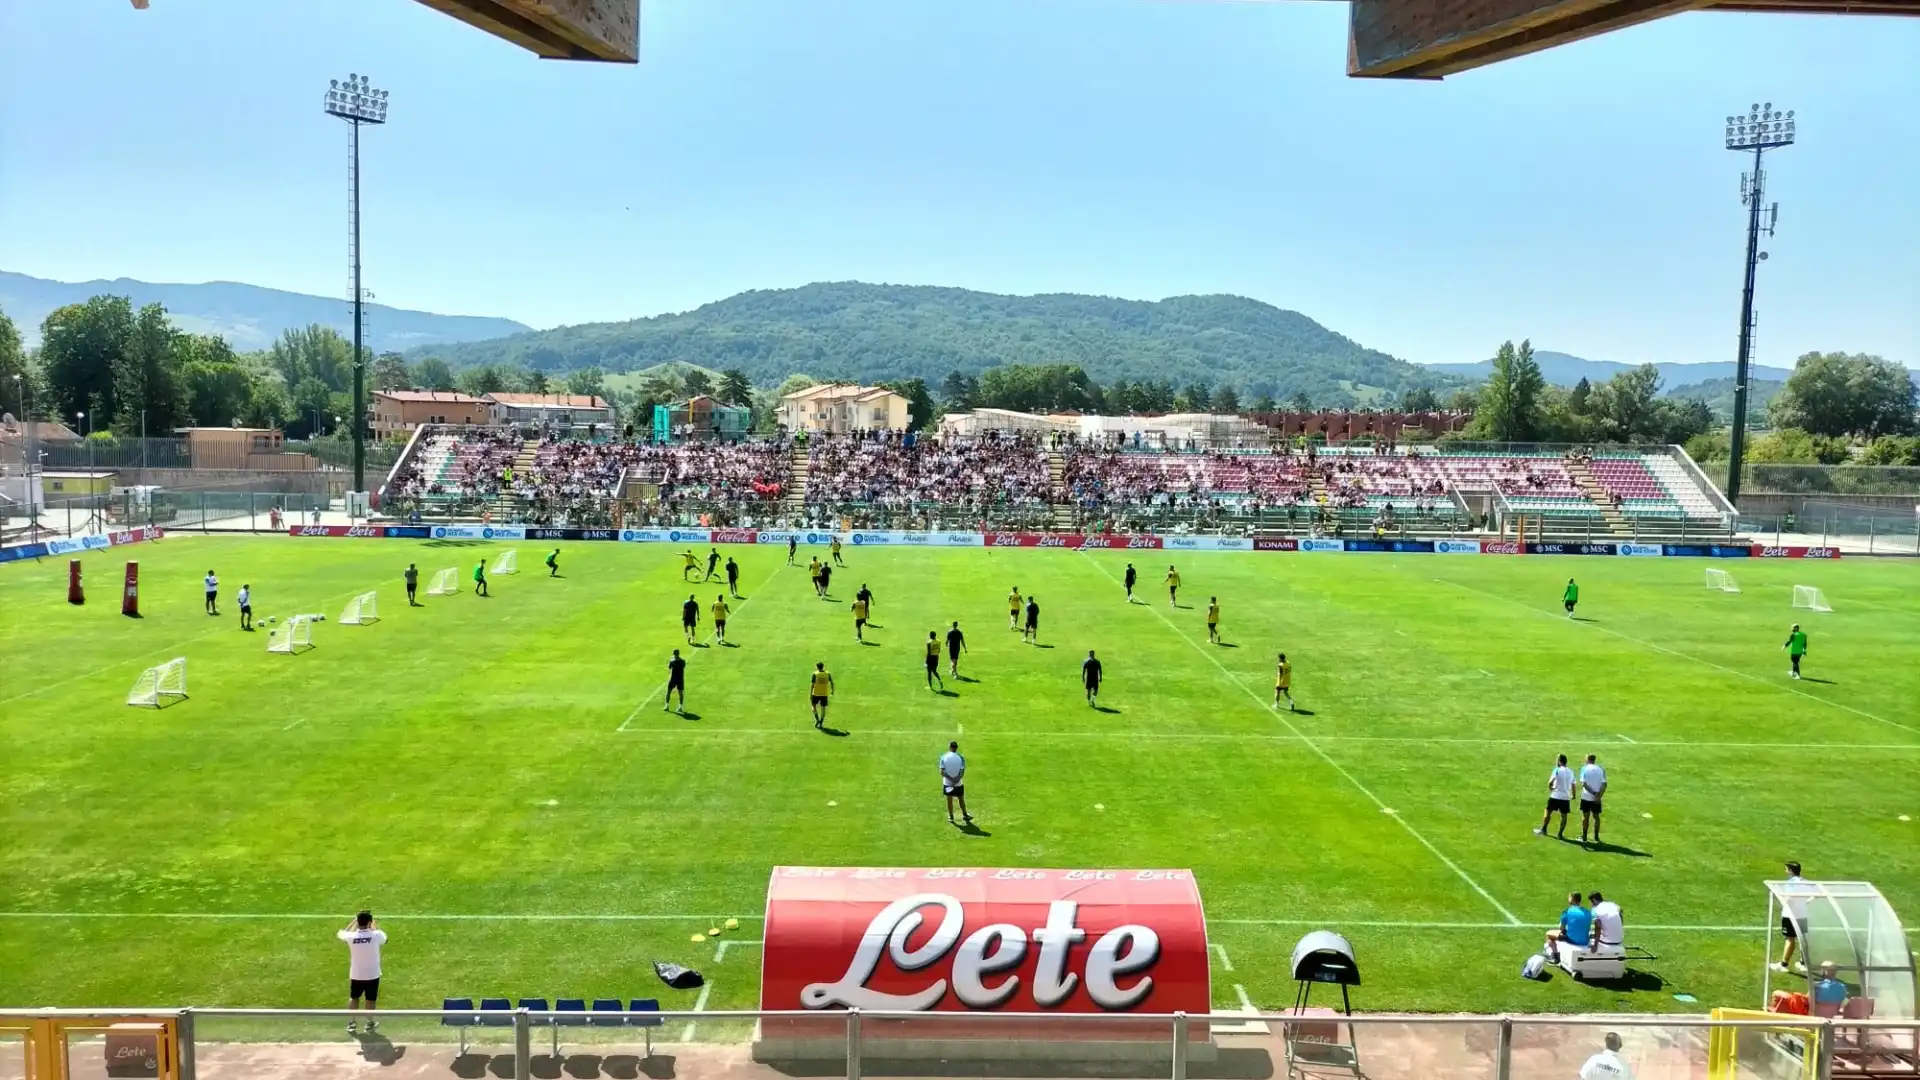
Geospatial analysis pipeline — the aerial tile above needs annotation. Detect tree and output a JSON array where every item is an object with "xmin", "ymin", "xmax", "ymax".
[
  {"xmin": 1210, "ymin": 385, "xmax": 1241, "ymax": 414},
  {"xmin": 455, "ymin": 364, "xmax": 506, "ymax": 397},
  {"xmin": 524, "ymin": 369, "xmax": 550, "ymax": 395},
  {"xmin": 1860, "ymin": 435, "xmax": 1920, "ymax": 466},
  {"xmin": 1591, "ymin": 364, "xmax": 1662, "ymax": 442},
  {"xmin": 1567, "ymin": 377, "xmax": 1593, "ymax": 415},
  {"xmin": 1474, "ymin": 339, "xmax": 1546, "ymax": 441},
  {"xmin": 0, "ymin": 306, "xmax": 44, "ymax": 418},
  {"xmin": 414, "ymin": 356, "xmax": 456, "ymax": 391},
  {"xmin": 179, "ymin": 334, "xmax": 262, "ymax": 427},
  {"xmin": 1446, "ymin": 387, "xmax": 1479, "ymax": 414},
  {"xmin": 682, "ymin": 368, "xmax": 713, "ymax": 399},
  {"xmin": 1249, "ymin": 392, "xmax": 1277, "ymax": 414},
  {"xmin": 716, "ymin": 368, "xmax": 753, "ymax": 407},
  {"xmin": 1286, "ymin": 390, "xmax": 1313, "ymax": 413},
  {"xmin": 371, "ymin": 352, "xmax": 413, "ymax": 391},
  {"xmin": 108, "ymin": 303, "xmax": 189, "ymax": 436},
  {"xmin": 1175, "ymin": 382, "xmax": 1211, "ymax": 413},
  {"xmin": 290, "ymin": 377, "xmax": 335, "ymax": 438},
  {"xmin": 940, "ymin": 371, "xmax": 978, "ymax": 409},
  {"xmin": 40, "ymin": 295, "xmax": 136, "ymax": 428},
  {"xmin": 775, "ymin": 374, "xmax": 819, "ymax": 399},
  {"xmin": 974, "ymin": 364, "xmax": 1098, "ymax": 413},
  {"xmin": 881, "ymin": 377, "xmax": 936, "ymax": 431},
  {"xmin": 1769, "ymin": 351, "xmax": 1918, "ymax": 438},
  {"xmin": 1399, "ymin": 386, "xmax": 1438, "ymax": 413}
]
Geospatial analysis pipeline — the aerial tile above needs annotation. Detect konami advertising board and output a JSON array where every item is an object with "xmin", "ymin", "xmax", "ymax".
[{"xmin": 757, "ymin": 867, "xmax": 1209, "ymax": 1056}]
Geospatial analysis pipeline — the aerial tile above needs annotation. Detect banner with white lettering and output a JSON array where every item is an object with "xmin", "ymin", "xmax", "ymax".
[{"xmin": 759, "ymin": 867, "xmax": 1207, "ymax": 1047}]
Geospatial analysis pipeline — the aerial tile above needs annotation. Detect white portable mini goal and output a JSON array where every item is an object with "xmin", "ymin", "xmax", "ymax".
[
  {"xmin": 127, "ymin": 657, "xmax": 187, "ymax": 708},
  {"xmin": 491, "ymin": 549, "xmax": 518, "ymax": 575},
  {"xmin": 267, "ymin": 613, "xmax": 318, "ymax": 654},
  {"xmin": 1705, "ymin": 568, "xmax": 1740, "ymax": 593},
  {"xmin": 427, "ymin": 567, "xmax": 458, "ymax": 596},
  {"xmin": 339, "ymin": 591, "xmax": 378, "ymax": 625},
  {"xmin": 1792, "ymin": 585, "xmax": 1832, "ymax": 613}
]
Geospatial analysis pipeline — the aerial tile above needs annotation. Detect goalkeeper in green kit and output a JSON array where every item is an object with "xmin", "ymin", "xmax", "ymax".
[
  {"xmin": 1562, "ymin": 578, "xmax": 1579, "ymax": 618},
  {"xmin": 1784, "ymin": 623, "xmax": 1808, "ymax": 680}
]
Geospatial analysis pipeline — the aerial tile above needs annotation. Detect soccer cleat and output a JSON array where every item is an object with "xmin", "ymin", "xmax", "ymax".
[
  {"xmin": 366, "ymin": 1021, "xmax": 378, "ymax": 1033},
  {"xmin": 1533, "ymin": 827, "xmax": 1545, "ymax": 835},
  {"xmin": 346, "ymin": 1022, "xmax": 357, "ymax": 1034}
]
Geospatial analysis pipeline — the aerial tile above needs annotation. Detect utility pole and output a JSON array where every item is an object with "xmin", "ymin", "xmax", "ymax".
[
  {"xmin": 324, "ymin": 73, "xmax": 389, "ymax": 503},
  {"xmin": 1723, "ymin": 103, "xmax": 1794, "ymax": 505}
]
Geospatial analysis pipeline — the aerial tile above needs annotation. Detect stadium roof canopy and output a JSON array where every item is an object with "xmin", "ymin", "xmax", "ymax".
[{"xmin": 404, "ymin": 1, "xmax": 1919, "ymax": 78}]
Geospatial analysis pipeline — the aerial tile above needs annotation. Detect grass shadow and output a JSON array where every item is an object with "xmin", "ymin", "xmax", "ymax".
[
  {"xmin": 1093, "ymin": 705, "xmax": 1122, "ymax": 714},
  {"xmin": 1216, "ymin": 642, "xmax": 1239, "ymax": 648},
  {"xmin": 956, "ymin": 820, "xmax": 992, "ymax": 837},
  {"xmin": 677, "ymin": 710, "xmax": 703, "ymax": 722},
  {"xmin": 1800, "ymin": 676, "xmax": 1836, "ymax": 685},
  {"xmin": 1583, "ymin": 968, "xmax": 1668, "ymax": 993},
  {"xmin": 1030, "ymin": 643, "xmax": 1055, "ymax": 649},
  {"xmin": 859, "ymin": 639, "xmax": 880, "ymax": 647},
  {"xmin": 1287, "ymin": 707, "xmax": 1316, "ymax": 716},
  {"xmin": 819, "ymin": 725, "xmax": 849, "ymax": 737},
  {"xmin": 1584, "ymin": 840, "xmax": 1653, "ymax": 859},
  {"xmin": 954, "ymin": 675, "xmax": 979, "ymax": 683},
  {"xmin": 932, "ymin": 688, "xmax": 958, "ymax": 698}
]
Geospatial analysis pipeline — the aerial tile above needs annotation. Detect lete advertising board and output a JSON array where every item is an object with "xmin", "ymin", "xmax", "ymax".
[
  {"xmin": 1752, "ymin": 545, "xmax": 1841, "ymax": 559},
  {"xmin": 758, "ymin": 867, "xmax": 1208, "ymax": 1053}
]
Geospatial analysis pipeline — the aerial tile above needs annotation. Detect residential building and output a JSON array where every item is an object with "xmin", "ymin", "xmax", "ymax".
[
  {"xmin": 173, "ymin": 427, "xmax": 317, "ymax": 471},
  {"xmin": 370, "ymin": 390, "xmax": 490, "ymax": 441},
  {"xmin": 778, "ymin": 383, "xmax": 909, "ymax": 434},
  {"xmin": 486, "ymin": 392, "xmax": 614, "ymax": 429}
]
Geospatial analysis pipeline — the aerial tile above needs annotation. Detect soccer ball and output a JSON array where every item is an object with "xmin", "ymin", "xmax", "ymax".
[{"xmin": 266, "ymin": 616, "xmax": 277, "ymax": 625}]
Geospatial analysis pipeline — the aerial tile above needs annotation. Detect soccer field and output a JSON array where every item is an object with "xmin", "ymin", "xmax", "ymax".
[{"xmin": 2, "ymin": 536, "xmax": 1916, "ymax": 1018}]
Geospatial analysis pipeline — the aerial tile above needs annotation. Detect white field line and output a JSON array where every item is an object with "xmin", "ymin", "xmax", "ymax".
[
  {"xmin": 679, "ymin": 981, "xmax": 713, "ymax": 1042},
  {"xmin": 584, "ymin": 727, "xmax": 1920, "ymax": 752},
  {"xmin": 1084, "ymin": 560, "xmax": 1521, "ymax": 926},
  {"xmin": 1234, "ymin": 985, "xmax": 1256, "ymax": 1012},
  {"xmin": 2, "ymin": 910, "xmax": 1909, "ymax": 934},
  {"xmin": 714, "ymin": 939, "xmax": 763, "ymax": 963},
  {"xmin": 617, "ymin": 564, "xmax": 785, "ymax": 731},
  {"xmin": 1616, "ymin": 734, "xmax": 1637, "ymax": 744},
  {"xmin": 1210, "ymin": 943, "xmax": 1234, "ymax": 972},
  {"xmin": 1433, "ymin": 577, "xmax": 1919, "ymax": 737}
]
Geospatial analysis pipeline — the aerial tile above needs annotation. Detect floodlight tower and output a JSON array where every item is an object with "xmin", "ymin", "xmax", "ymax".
[
  {"xmin": 1723, "ymin": 103, "xmax": 1794, "ymax": 505},
  {"xmin": 323, "ymin": 73, "xmax": 389, "ymax": 501}
]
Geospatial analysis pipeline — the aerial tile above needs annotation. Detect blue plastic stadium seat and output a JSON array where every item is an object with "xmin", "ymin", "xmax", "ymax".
[
  {"xmin": 478, "ymin": 998, "xmax": 513, "ymax": 1027},
  {"xmin": 443, "ymin": 997, "xmax": 477, "ymax": 1055},
  {"xmin": 630, "ymin": 998, "xmax": 663, "ymax": 1056},
  {"xmin": 590, "ymin": 999, "xmax": 624, "ymax": 1028},
  {"xmin": 556, "ymin": 999, "xmax": 588, "ymax": 1026}
]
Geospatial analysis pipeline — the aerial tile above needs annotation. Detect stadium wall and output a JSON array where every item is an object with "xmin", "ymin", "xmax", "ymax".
[
  {"xmin": 0, "ymin": 525, "xmax": 167, "ymax": 565},
  {"xmin": 278, "ymin": 524, "xmax": 1839, "ymax": 559}
]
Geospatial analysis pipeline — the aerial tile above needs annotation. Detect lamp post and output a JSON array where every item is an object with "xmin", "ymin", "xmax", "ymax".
[
  {"xmin": 323, "ymin": 72, "xmax": 389, "ymax": 500},
  {"xmin": 11, "ymin": 373, "xmax": 33, "ymax": 530},
  {"xmin": 1723, "ymin": 102, "xmax": 1794, "ymax": 505}
]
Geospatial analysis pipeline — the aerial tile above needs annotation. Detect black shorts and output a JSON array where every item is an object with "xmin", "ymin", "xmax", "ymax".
[
  {"xmin": 1781, "ymin": 916, "xmax": 1803, "ymax": 940},
  {"xmin": 714, "ymin": 621, "xmax": 726, "ymax": 632},
  {"xmin": 1565, "ymin": 601, "xmax": 1576, "ymax": 610},
  {"xmin": 1581, "ymin": 799, "xmax": 1602, "ymax": 816},
  {"xmin": 406, "ymin": 582, "xmax": 416, "ymax": 592},
  {"xmin": 855, "ymin": 618, "xmax": 866, "ymax": 629},
  {"xmin": 943, "ymin": 784, "xmax": 964, "ymax": 799},
  {"xmin": 925, "ymin": 656, "xmax": 939, "ymax": 671},
  {"xmin": 682, "ymin": 618, "xmax": 697, "ymax": 629},
  {"xmin": 1084, "ymin": 680, "xmax": 1100, "ymax": 692},
  {"xmin": 948, "ymin": 649, "xmax": 961, "ymax": 661},
  {"xmin": 240, "ymin": 604, "xmax": 252, "ymax": 615},
  {"xmin": 1546, "ymin": 797, "xmax": 1571, "ymax": 814},
  {"xmin": 206, "ymin": 591, "xmax": 217, "ymax": 601},
  {"xmin": 350, "ymin": 978, "xmax": 380, "ymax": 1003},
  {"xmin": 810, "ymin": 694, "xmax": 828, "ymax": 707},
  {"xmin": 1025, "ymin": 619, "xmax": 1038, "ymax": 630},
  {"xmin": 667, "ymin": 678, "xmax": 685, "ymax": 692}
]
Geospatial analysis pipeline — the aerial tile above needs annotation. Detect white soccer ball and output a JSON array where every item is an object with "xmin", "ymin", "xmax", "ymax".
[{"xmin": 267, "ymin": 616, "xmax": 277, "ymax": 624}]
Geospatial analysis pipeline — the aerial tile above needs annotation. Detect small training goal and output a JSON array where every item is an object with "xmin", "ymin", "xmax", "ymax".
[
  {"xmin": 339, "ymin": 591, "xmax": 378, "ymax": 625},
  {"xmin": 427, "ymin": 567, "xmax": 459, "ymax": 596},
  {"xmin": 267, "ymin": 613, "xmax": 318, "ymax": 654},
  {"xmin": 1792, "ymin": 585, "xmax": 1832, "ymax": 613},
  {"xmin": 1705, "ymin": 568, "xmax": 1740, "ymax": 593},
  {"xmin": 491, "ymin": 549, "xmax": 518, "ymax": 575},
  {"xmin": 127, "ymin": 657, "xmax": 188, "ymax": 708}
]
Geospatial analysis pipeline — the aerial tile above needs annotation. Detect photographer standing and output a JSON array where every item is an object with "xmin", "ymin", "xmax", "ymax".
[{"xmin": 337, "ymin": 911, "xmax": 387, "ymax": 1034}]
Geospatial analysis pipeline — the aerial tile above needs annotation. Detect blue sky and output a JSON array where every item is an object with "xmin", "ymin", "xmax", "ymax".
[{"xmin": 1, "ymin": 1, "xmax": 1914, "ymax": 371}]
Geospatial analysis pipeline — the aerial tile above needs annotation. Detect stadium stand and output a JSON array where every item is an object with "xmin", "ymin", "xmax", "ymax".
[{"xmin": 804, "ymin": 431, "xmax": 1053, "ymax": 528}]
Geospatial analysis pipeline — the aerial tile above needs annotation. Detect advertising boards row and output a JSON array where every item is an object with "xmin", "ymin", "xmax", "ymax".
[
  {"xmin": 285, "ymin": 525, "xmax": 1840, "ymax": 559},
  {"xmin": 0, "ymin": 526, "xmax": 167, "ymax": 566}
]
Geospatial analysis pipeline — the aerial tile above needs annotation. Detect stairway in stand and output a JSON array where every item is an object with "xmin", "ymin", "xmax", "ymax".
[
  {"xmin": 1308, "ymin": 465, "xmax": 1329, "ymax": 505},
  {"xmin": 514, "ymin": 440, "xmax": 542, "ymax": 474},
  {"xmin": 784, "ymin": 445, "xmax": 810, "ymax": 521},
  {"xmin": 1047, "ymin": 449, "xmax": 1075, "ymax": 531},
  {"xmin": 1566, "ymin": 458, "xmax": 1631, "ymax": 537}
]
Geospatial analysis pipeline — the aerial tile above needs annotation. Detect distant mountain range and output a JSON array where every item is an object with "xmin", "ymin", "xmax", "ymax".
[
  {"xmin": 0, "ymin": 271, "xmax": 531, "ymax": 353},
  {"xmin": 406, "ymin": 282, "xmax": 1466, "ymax": 405},
  {"xmin": 1419, "ymin": 350, "xmax": 1795, "ymax": 389}
]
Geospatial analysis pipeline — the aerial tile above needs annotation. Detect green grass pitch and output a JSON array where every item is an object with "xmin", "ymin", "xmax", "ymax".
[{"xmin": 2, "ymin": 537, "xmax": 1916, "ymax": 1020}]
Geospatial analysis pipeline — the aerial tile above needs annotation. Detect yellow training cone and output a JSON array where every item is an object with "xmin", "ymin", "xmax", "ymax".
[
  {"xmin": 691, "ymin": 934, "xmax": 706, "ymax": 943},
  {"xmin": 709, "ymin": 927, "xmax": 722, "ymax": 937},
  {"xmin": 724, "ymin": 918, "xmax": 739, "ymax": 930}
]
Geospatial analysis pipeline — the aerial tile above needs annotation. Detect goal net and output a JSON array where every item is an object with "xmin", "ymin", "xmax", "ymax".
[
  {"xmin": 127, "ymin": 657, "xmax": 187, "ymax": 707},
  {"xmin": 491, "ymin": 549, "xmax": 518, "ymax": 575},
  {"xmin": 267, "ymin": 614, "xmax": 317, "ymax": 654},
  {"xmin": 1792, "ymin": 585, "xmax": 1832, "ymax": 613},
  {"xmin": 1705, "ymin": 568, "xmax": 1740, "ymax": 593},
  {"xmin": 427, "ymin": 567, "xmax": 459, "ymax": 595},
  {"xmin": 339, "ymin": 591, "xmax": 378, "ymax": 625}
]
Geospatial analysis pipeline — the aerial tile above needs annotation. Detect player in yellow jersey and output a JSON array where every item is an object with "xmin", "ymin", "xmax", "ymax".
[
  {"xmin": 1206, "ymin": 597, "xmax": 1221, "ymax": 644},
  {"xmin": 711, "ymin": 595, "xmax": 731, "ymax": 644},
  {"xmin": 1007, "ymin": 586, "xmax": 1023, "ymax": 630},
  {"xmin": 681, "ymin": 549, "xmax": 699, "ymax": 581},
  {"xmin": 851, "ymin": 596, "xmax": 870, "ymax": 641},
  {"xmin": 924, "ymin": 632, "xmax": 946, "ymax": 691},
  {"xmin": 809, "ymin": 662, "xmax": 835, "ymax": 729},
  {"xmin": 1273, "ymin": 652, "xmax": 1294, "ymax": 711},
  {"xmin": 809, "ymin": 557, "xmax": 825, "ymax": 596},
  {"xmin": 830, "ymin": 535, "xmax": 846, "ymax": 567},
  {"xmin": 1164, "ymin": 565, "xmax": 1181, "ymax": 607}
]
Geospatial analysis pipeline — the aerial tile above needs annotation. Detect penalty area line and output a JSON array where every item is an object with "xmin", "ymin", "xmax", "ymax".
[
  {"xmin": 616, "ymin": 563, "xmax": 786, "ymax": 731},
  {"xmin": 1083, "ymin": 560, "xmax": 1521, "ymax": 926}
]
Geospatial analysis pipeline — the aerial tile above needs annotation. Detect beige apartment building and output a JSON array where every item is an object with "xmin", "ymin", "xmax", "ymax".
[{"xmin": 778, "ymin": 383, "xmax": 909, "ymax": 434}]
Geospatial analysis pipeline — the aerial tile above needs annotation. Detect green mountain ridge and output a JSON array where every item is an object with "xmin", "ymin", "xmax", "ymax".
[{"xmin": 407, "ymin": 281, "xmax": 1464, "ymax": 406}]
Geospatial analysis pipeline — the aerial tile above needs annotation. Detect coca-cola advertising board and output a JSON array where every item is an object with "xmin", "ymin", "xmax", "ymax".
[{"xmin": 758, "ymin": 867, "xmax": 1209, "ymax": 1055}]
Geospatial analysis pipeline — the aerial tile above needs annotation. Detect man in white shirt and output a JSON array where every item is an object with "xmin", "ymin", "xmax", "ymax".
[
  {"xmin": 1536, "ymin": 754, "xmax": 1576, "ymax": 840},
  {"xmin": 1587, "ymin": 892, "xmax": 1624, "ymax": 949},
  {"xmin": 337, "ymin": 910, "xmax": 387, "ymax": 1034},
  {"xmin": 203, "ymin": 570, "xmax": 219, "ymax": 616},
  {"xmin": 236, "ymin": 584, "xmax": 253, "ymax": 631},
  {"xmin": 1775, "ymin": 860, "xmax": 1810, "ymax": 973},
  {"xmin": 938, "ymin": 741, "xmax": 972, "ymax": 827},
  {"xmin": 1579, "ymin": 1032, "xmax": 1633, "ymax": 1080},
  {"xmin": 1578, "ymin": 754, "xmax": 1608, "ymax": 845}
]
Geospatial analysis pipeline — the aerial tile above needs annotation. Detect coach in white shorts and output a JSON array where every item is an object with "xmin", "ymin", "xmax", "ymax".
[{"xmin": 337, "ymin": 911, "xmax": 387, "ymax": 1034}]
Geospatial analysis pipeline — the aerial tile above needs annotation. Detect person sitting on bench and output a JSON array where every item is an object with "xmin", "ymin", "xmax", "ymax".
[
  {"xmin": 1586, "ymin": 892, "xmax": 1624, "ymax": 953},
  {"xmin": 1811, "ymin": 962, "xmax": 1849, "ymax": 1016}
]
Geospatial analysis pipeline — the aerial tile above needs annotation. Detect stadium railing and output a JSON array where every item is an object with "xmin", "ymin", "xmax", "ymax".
[{"xmin": 3, "ymin": 1006, "xmax": 1895, "ymax": 1080}]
